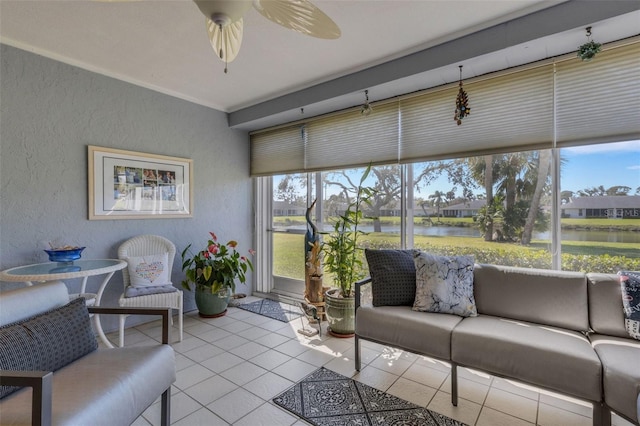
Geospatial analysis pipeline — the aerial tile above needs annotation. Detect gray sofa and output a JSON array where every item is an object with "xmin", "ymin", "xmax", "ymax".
[
  {"xmin": 0, "ymin": 281, "xmax": 176, "ymax": 426},
  {"xmin": 355, "ymin": 254, "xmax": 640, "ymax": 426}
]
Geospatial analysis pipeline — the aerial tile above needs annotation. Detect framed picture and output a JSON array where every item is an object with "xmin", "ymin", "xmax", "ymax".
[{"xmin": 88, "ymin": 145, "xmax": 193, "ymax": 220}]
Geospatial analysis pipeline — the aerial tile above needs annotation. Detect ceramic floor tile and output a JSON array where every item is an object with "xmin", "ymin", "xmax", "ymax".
[
  {"xmin": 537, "ymin": 402, "xmax": 592, "ymax": 426},
  {"xmin": 170, "ymin": 336, "xmax": 209, "ymax": 353},
  {"xmin": 206, "ymin": 388, "xmax": 265, "ymax": 424},
  {"xmin": 229, "ymin": 341, "xmax": 270, "ymax": 360},
  {"xmin": 171, "ymin": 407, "xmax": 229, "ymax": 426},
  {"xmin": 612, "ymin": 413, "xmax": 636, "ymax": 426},
  {"xmin": 538, "ymin": 392, "xmax": 593, "ymax": 418},
  {"xmin": 272, "ymin": 358, "xmax": 317, "ymax": 382},
  {"xmin": 249, "ymin": 349, "xmax": 292, "ymax": 371},
  {"xmin": 386, "ymin": 376, "xmax": 437, "ymax": 407},
  {"xmin": 182, "ymin": 321, "xmax": 217, "ymax": 334},
  {"xmin": 323, "ymin": 355, "xmax": 358, "ymax": 378},
  {"xmin": 440, "ymin": 375, "xmax": 491, "ymax": 405},
  {"xmin": 174, "ymin": 353, "xmax": 196, "ymax": 372},
  {"xmin": 219, "ymin": 360, "xmax": 269, "ymax": 386},
  {"xmin": 182, "ymin": 342, "xmax": 225, "ymax": 363},
  {"xmin": 212, "ymin": 334, "xmax": 250, "ymax": 351},
  {"xmin": 427, "ymin": 390, "xmax": 482, "ymax": 426},
  {"xmin": 402, "ymin": 363, "xmax": 449, "ymax": 389},
  {"xmin": 143, "ymin": 391, "xmax": 201, "ymax": 424},
  {"xmin": 253, "ymin": 332, "xmax": 291, "ymax": 348},
  {"xmin": 413, "ymin": 355, "xmax": 452, "ymax": 374},
  {"xmin": 491, "ymin": 377, "xmax": 541, "ymax": 401},
  {"xmin": 243, "ymin": 371, "xmax": 294, "ymax": 400},
  {"xmin": 183, "ymin": 374, "xmax": 238, "ymax": 406},
  {"xmin": 355, "ymin": 364, "xmax": 400, "ymax": 392},
  {"xmin": 174, "ymin": 363, "xmax": 216, "ymax": 390},
  {"xmin": 476, "ymin": 406, "xmax": 536, "ymax": 426},
  {"xmin": 131, "ymin": 415, "xmax": 152, "ymax": 426},
  {"xmin": 274, "ymin": 338, "xmax": 310, "ymax": 357},
  {"xmin": 295, "ymin": 346, "xmax": 338, "ymax": 366},
  {"xmin": 484, "ymin": 387, "xmax": 539, "ymax": 423},
  {"xmin": 200, "ymin": 351, "xmax": 245, "ymax": 373},
  {"xmin": 218, "ymin": 319, "xmax": 253, "ymax": 334},
  {"xmin": 369, "ymin": 352, "xmax": 413, "ymax": 376},
  {"xmin": 234, "ymin": 402, "xmax": 299, "ymax": 426},
  {"xmin": 196, "ymin": 327, "xmax": 232, "ymax": 343},
  {"xmin": 236, "ymin": 325, "xmax": 272, "ymax": 341}
]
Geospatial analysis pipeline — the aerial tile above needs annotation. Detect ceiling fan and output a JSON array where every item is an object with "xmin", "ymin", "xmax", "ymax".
[{"xmin": 193, "ymin": 0, "xmax": 341, "ymax": 73}]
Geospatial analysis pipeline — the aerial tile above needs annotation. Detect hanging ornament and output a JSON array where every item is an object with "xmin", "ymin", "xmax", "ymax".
[
  {"xmin": 454, "ymin": 65, "xmax": 470, "ymax": 125},
  {"xmin": 577, "ymin": 26, "xmax": 601, "ymax": 62}
]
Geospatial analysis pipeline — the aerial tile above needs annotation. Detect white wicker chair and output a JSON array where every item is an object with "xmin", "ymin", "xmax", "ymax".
[{"xmin": 117, "ymin": 235, "xmax": 183, "ymax": 347}]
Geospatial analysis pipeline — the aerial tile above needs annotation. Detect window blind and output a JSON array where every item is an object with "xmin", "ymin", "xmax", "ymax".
[
  {"xmin": 250, "ymin": 124, "xmax": 304, "ymax": 176},
  {"xmin": 555, "ymin": 41, "xmax": 640, "ymax": 147},
  {"xmin": 250, "ymin": 39, "xmax": 639, "ymax": 177}
]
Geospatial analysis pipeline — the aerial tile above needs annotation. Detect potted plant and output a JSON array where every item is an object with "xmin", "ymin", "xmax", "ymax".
[
  {"xmin": 322, "ymin": 165, "xmax": 375, "ymax": 336},
  {"xmin": 181, "ymin": 231, "xmax": 254, "ymax": 318}
]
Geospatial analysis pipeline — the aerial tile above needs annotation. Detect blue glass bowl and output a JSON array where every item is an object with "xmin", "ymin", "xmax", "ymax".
[{"xmin": 44, "ymin": 247, "xmax": 85, "ymax": 262}]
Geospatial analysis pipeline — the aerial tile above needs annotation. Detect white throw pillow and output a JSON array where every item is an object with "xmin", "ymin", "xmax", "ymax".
[
  {"xmin": 126, "ymin": 253, "xmax": 170, "ymax": 288},
  {"xmin": 412, "ymin": 251, "xmax": 477, "ymax": 317}
]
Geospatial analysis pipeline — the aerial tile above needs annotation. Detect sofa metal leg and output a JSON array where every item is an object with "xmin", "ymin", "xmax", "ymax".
[
  {"xmin": 451, "ymin": 363, "xmax": 458, "ymax": 407},
  {"xmin": 354, "ymin": 335, "xmax": 361, "ymax": 372},
  {"xmin": 160, "ymin": 386, "xmax": 171, "ymax": 426},
  {"xmin": 593, "ymin": 402, "xmax": 610, "ymax": 426}
]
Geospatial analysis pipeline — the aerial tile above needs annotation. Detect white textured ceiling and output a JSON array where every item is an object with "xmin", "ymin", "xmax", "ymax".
[{"xmin": 1, "ymin": 0, "xmax": 639, "ymax": 131}]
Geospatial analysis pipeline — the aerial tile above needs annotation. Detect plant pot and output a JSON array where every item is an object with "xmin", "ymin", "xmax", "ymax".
[
  {"xmin": 324, "ymin": 288, "xmax": 355, "ymax": 337},
  {"xmin": 195, "ymin": 286, "xmax": 231, "ymax": 318}
]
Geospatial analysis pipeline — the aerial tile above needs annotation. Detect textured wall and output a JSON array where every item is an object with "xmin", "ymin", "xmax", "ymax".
[{"xmin": 0, "ymin": 44, "xmax": 253, "ymax": 330}]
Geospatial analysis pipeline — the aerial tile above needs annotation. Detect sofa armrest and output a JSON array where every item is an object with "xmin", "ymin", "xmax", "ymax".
[
  {"xmin": 0, "ymin": 370, "xmax": 52, "ymax": 426},
  {"xmin": 88, "ymin": 307, "xmax": 172, "ymax": 344},
  {"xmin": 354, "ymin": 277, "xmax": 372, "ymax": 310}
]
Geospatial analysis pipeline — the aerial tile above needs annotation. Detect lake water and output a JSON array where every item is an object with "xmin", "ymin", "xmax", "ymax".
[{"xmin": 280, "ymin": 224, "xmax": 640, "ymax": 244}]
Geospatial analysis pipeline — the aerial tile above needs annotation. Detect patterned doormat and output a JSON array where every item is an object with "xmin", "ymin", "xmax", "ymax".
[
  {"xmin": 273, "ymin": 367, "xmax": 468, "ymax": 426},
  {"xmin": 237, "ymin": 298, "xmax": 303, "ymax": 323}
]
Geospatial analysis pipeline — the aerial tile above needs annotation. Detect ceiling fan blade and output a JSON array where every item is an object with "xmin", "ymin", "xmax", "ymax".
[
  {"xmin": 206, "ymin": 17, "xmax": 243, "ymax": 63},
  {"xmin": 253, "ymin": 0, "xmax": 340, "ymax": 40}
]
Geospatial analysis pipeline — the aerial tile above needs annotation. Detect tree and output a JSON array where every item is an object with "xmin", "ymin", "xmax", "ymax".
[
  {"xmin": 561, "ymin": 190, "xmax": 574, "ymax": 204},
  {"xmin": 428, "ymin": 190, "xmax": 446, "ymax": 221},
  {"xmin": 606, "ymin": 185, "xmax": 631, "ymax": 196},
  {"xmin": 522, "ymin": 150, "xmax": 551, "ymax": 245}
]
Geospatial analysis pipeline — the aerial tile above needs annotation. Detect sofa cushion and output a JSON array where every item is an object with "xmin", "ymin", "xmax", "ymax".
[
  {"xmin": 473, "ymin": 264, "xmax": 589, "ymax": 332},
  {"xmin": 412, "ymin": 252, "xmax": 477, "ymax": 317},
  {"xmin": 618, "ymin": 271, "xmax": 640, "ymax": 340},
  {"xmin": 587, "ymin": 273, "xmax": 629, "ymax": 338},
  {"xmin": 356, "ymin": 305, "xmax": 462, "ymax": 360},
  {"xmin": 0, "ymin": 297, "xmax": 97, "ymax": 399},
  {"xmin": 590, "ymin": 333, "xmax": 640, "ymax": 422},
  {"xmin": 451, "ymin": 315, "xmax": 602, "ymax": 401},
  {"xmin": 365, "ymin": 249, "xmax": 416, "ymax": 306},
  {"xmin": 0, "ymin": 345, "xmax": 176, "ymax": 426},
  {"xmin": 126, "ymin": 253, "xmax": 171, "ymax": 287}
]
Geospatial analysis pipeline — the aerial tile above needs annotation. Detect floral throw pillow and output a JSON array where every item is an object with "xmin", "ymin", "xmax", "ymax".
[
  {"xmin": 412, "ymin": 251, "xmax": 477, "ymax": 317},
  {"xmin": 618, "ymin": 271, "xmax": 640, "ymax": 340},
  {"xmin": 126, "ymin": 253, "xmax": 170, "ymax": 288}
]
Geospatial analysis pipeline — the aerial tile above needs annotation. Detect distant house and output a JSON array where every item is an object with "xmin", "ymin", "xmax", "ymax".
[
  {"xmin": 561, "ymin": 196, "xmax": 640, "ymax": 219},
  {"xmin": 273, "ymin": 201, "xmax": 306, "ymax": 216},
  {"xmin": 442, "ymin": 200, "xmax": 487, "ymax": 218}
]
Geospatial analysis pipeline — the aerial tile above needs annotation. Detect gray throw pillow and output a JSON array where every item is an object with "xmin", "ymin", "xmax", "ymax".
[
  {"xmin": 365, "ymin": 249, "xmax": 416, "ymax": 306},
  {"xmin": 0, "ymin": 297, "xmax": 98, "ymax": 399},
  {"xmin": 412, "ymin": 251, "xmax": 477, "ymax": 317},
  {"xmin": 618, "ymin": 271, "xmax": 640, "ymax": 340}
]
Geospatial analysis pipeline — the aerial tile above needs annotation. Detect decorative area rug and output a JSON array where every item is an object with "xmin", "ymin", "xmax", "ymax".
[
  {"xmin": 273, "ymin": 367, "xmax": 468, "ymax": 426},
  {"xmin": 237, "ymin": 298, "xmax": 303, "ymax": 323}
]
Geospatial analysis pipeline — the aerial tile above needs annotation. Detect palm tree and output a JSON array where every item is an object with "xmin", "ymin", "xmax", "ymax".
[
  {"xmin": 428, "ymin": 190, "xmax": 446, "ymax": 221},
  {"xmin": 522, "ymin": 150, "xmax": 551, "ymax": 245}
]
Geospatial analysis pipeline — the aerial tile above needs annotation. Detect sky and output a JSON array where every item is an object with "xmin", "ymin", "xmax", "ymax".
[{"xmin": 561, "ymin": 140, "xmax": 640, "ymax": 194}]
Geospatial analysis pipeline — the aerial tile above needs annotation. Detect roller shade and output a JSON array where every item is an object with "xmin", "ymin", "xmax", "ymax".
[{"xmin": 250, "ymin": 40, "xmax": 639, "ymax": 176}]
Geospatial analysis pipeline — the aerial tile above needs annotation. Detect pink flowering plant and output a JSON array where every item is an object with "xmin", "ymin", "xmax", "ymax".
[{"xmin": 181, "ymin": 232, "xmax": 254, "ymax": 294}]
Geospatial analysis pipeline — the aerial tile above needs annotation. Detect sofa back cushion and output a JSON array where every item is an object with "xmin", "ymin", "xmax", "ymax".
[
  {"xmin": 0, "ymin": 281, "xmax": 69, "ymax": 327},
  {"xmin": 365, "ymin": 249, "xmax": 416, "ymax": 306},
  {"xmin": 587, "ymin": 273, "xmax": 629, "ymax": 338},
  {"xmin": 473, "ymin": 264, "xmax": 589, "ymax": 332},
  {"xmin": 0, "ymin": 297, "xmax": 98, "ymax": 399}
]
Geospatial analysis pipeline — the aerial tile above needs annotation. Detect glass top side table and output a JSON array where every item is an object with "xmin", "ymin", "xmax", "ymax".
[{"xmin": 0, "ymin": 259, "xmax": 127, "ymax": 348}]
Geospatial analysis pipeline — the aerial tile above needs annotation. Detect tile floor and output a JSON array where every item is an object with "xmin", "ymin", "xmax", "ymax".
[{"xmin": 102, "ymin": 297, "xmax": 636, "ymax": 426}]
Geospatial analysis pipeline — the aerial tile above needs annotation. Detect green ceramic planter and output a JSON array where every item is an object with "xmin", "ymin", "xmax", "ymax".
[
  {"xmin": 324, "ymin": 288, "xmax": 355, "ymax": 337},
  {"xmin": 195, "ymin": 286, "xmax": 231, "ymax": 318}
]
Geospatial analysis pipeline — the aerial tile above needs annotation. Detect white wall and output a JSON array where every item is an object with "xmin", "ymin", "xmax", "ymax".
[{"xmin": 0, "ymin": 44, "xmax": 254, "ymax": 330}]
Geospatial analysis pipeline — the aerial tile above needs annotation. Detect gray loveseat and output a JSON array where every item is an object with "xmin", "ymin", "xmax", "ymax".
[
  {"xmin": 355, "ymin": 250, "xmax": 640, "ymax": 426},
  {"xmin": 0, "ymin": 281, "xmax": 176, "ymax": 426}
]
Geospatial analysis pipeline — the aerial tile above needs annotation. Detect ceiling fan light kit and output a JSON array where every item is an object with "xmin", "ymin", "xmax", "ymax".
[{"xmin": 195, "ymin": 0, "xmax": 340, "ymax": 73}]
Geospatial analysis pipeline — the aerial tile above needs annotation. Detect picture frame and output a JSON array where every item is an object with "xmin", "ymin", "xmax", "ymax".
[{"xmin": 88, "ymin": 145, "xmax": 193, "ymax": 220}]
